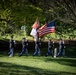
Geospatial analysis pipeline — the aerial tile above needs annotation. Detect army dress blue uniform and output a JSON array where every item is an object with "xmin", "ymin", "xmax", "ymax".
[
  {"xmin": 8, "ymin": 36, "xmax": 15, "ymax": 57},
  {"xmin": 46, "ymin": 40, "xmax": 54, "ymax": 57},
  {"xmin": 20, "ymin": 38, "xmax": 28, "ymax": 56},
  {"xmin": 33, "ymin": 39, "xmax": 41, "ymax": 56},
  {"xmin": 57, "ymin": 39, "xmax": 65, "ymax": 57}
]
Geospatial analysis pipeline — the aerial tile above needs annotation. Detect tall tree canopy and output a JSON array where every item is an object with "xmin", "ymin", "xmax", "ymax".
[{"xmin": 0, "ymin": 0, "xmax": 76, "ymax": 38}]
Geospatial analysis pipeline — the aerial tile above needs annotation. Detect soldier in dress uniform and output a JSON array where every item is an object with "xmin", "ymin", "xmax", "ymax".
[
  {"xmin": 46, "ymin": 39, "xmax": 54, "ymax": 57},
  {"xmin": 8, "ymin": 35, "xmax": 16, "ymax": 57},
  {"xmin": 33, "ymin": 38, "xmax": 41, "ymax": 56},
  {"xmin": 19, "ymin": 38, "xmax": 28, "ymax": 56},
  {"xmin": 57, "ymin": 38, "xmax": 65, "ymax": 57}
]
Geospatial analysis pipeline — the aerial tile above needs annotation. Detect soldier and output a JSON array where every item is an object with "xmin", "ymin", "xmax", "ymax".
[
  {"xmin": 57, "ymin": 38, "xmax": 65, "ymax": 57},
  {"xmin": 19, "ymin": 38, "xmax": 28, "ymax": 56},
  {"xmin": 46, "ymin": 39, "xmax": 54, "ymax": 57},
  {"xmin": 33, "ymin": 38, "xmax": 41, "ymax": 56},
  {"xmin": 8, "ymin": 35, "xmax": 16, "ymax": 57}
]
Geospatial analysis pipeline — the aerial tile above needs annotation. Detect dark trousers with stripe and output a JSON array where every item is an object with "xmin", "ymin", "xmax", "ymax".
[{"xmin": 20, "ymin": 47, "xmax": 28, "ymax": 56}]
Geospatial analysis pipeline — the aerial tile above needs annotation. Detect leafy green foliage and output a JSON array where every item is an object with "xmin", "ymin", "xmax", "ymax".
[{"xmin": 0, "ymin": 0, "xmax": 76, "ymax": 39}]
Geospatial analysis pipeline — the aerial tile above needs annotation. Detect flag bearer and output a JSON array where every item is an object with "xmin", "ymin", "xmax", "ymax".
[{"xmin": 33, "ymin": 38, "xmax": 41, "ymax": 56}]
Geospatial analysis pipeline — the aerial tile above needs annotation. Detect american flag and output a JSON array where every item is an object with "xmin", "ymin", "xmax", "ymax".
[{"xmin": 38, "ymin": 21, "xmax": 55, "ymax": 37}]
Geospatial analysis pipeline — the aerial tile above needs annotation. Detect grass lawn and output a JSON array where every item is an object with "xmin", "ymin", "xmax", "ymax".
[
  {"xmin": 0, "ymin": 55, "xmax": 76, "ymax": 75},
  {"xmin": 0, "ymin": 38, "xmax": 76, "ymax": 75}
]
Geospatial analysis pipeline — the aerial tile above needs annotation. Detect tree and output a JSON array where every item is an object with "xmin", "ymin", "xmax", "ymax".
[
  {"xmin": 0, "ymin": 0, "xmax": 44, "ymax": 35},
  {"xmin": 0, "ymin": 0, "xmax": 76, "ymax": 38}
]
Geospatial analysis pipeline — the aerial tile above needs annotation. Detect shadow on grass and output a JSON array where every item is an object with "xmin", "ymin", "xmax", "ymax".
[
  {"xmin": 44, "ymin": 57, "xmax": 76, "ymax": 67},
  {"xmin": 0, "ymin": 62, "xmax": 76, "ymax": 75}
]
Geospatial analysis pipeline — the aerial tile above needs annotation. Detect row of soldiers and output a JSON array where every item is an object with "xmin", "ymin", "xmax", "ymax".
[{"xmin": 8, "ymin": 35, "xmax": 65, "ymax": 57}]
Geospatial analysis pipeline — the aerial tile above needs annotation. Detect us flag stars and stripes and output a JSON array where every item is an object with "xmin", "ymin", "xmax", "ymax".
[{"xmin": 38, "ymin": 21, "xmax": 55, "ymax": 37}]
